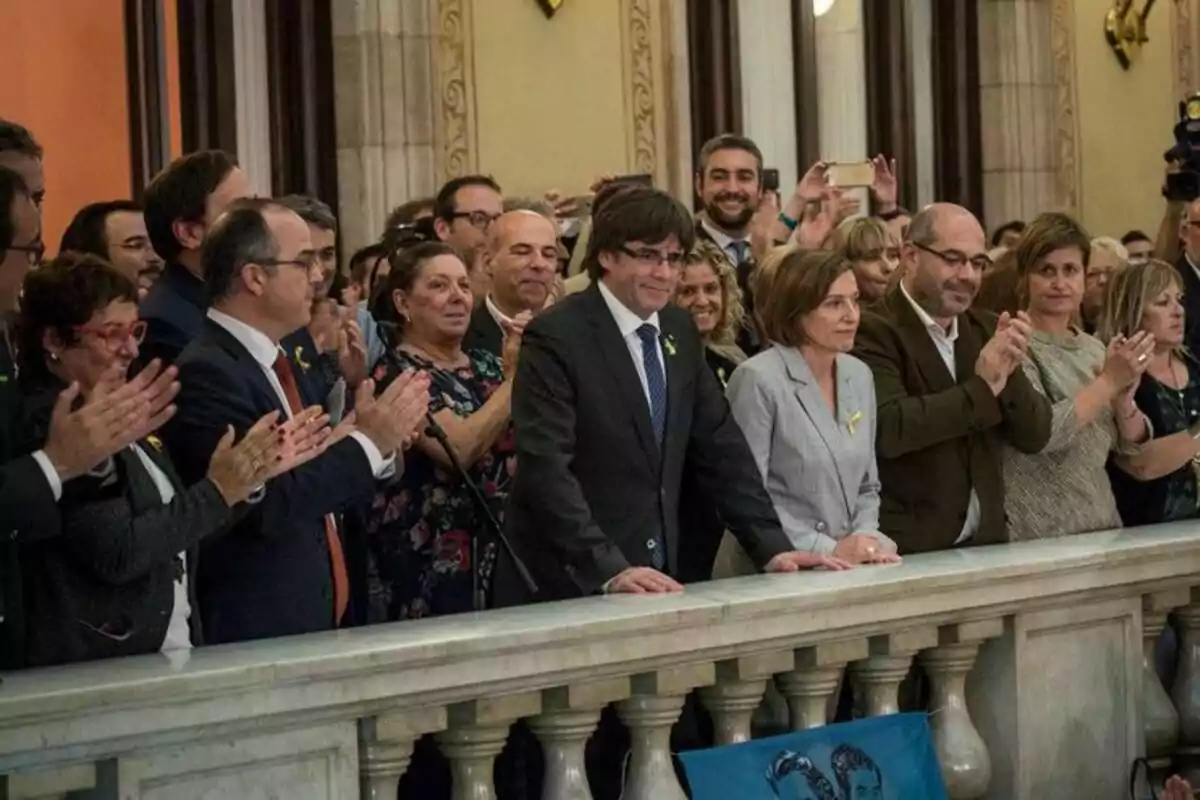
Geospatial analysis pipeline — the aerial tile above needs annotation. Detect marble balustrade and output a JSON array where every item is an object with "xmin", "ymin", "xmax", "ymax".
[{"xmin": 5, "ymin": 523, "xmax": 1200, "ymax": 799}]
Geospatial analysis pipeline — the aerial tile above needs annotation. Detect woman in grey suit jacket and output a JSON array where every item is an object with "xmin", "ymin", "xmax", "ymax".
[{"xmin": 727, "ymin": 250, "xmax": 899, "ymax": 563}]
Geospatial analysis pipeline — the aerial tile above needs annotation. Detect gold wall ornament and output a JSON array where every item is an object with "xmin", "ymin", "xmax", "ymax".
[
  {"xmin": 537, "ymin": 0, "xmax": 564, "ymax": 18},
  {"xmin": 1105, "ymin": 0, "xmax": 1159, "ymax": 70}
]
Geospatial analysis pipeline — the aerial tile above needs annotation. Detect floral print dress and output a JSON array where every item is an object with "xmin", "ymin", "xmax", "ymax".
[{"xmin": 365, "ymin": 348, "xmax": 515, "ymax": 621}]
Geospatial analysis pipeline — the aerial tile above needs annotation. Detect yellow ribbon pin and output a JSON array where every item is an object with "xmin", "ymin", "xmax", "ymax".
[{"xmin": 846, "ymin": 410, "xmax": 863, "ymax": 436}]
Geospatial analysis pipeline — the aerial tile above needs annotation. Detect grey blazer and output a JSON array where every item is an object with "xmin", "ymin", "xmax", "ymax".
[{"xmin": 726, "ymin": 346, "xmax": 894, "ymax": 555}]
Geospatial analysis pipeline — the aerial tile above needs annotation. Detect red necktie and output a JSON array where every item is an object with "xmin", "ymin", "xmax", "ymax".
[{"xmin": 271, "ymin": 352, "xmax": 349, "ymax": 625}]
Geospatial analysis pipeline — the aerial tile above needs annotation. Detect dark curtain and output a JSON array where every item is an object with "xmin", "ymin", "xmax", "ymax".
[
  {"xmin": 790, "ymin": 0, "xmax": 821, "ymax": 175},
  {"xmin": 123, "ymin": 0, "xmax": 166, "ymax": 197},
  {"xmin": 176, "ymin": 0, "xmax": 237, "ymax": 156},
  {"xmin": 863, "ymin": 0, "xmax": 917, "ymax": 214},
  {"xmin": 930, "ymin": 0, "xmax": 983, "ymax": 216},
  {"xmin": 264, "ymin": 0, "xmax": 339, "ymax": 208},
  {"xmin": 687, "ymin": 0, "xmax": 742, "ymax": 163}
]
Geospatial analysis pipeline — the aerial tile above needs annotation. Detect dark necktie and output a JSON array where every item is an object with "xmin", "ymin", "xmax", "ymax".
[
  {"xmin": 730, "ymin": 240, "xmax": 750, "ymax": 265},
  {"xmin": 271, "ymin": 352, "xmax": 349, "ymax": 625},
  {"xmin": 634, "ymin": 324, "xmax": 667, "ymax": 570}
]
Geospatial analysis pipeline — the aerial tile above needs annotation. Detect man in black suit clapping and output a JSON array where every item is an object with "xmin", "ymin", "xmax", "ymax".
[
  {"xmin": 503, "ymin": 186, "xmax": 848, "ymax": 603},
  {"xmin": 162, "ymin": 198, "xmax": 429, "ymax": 644}
]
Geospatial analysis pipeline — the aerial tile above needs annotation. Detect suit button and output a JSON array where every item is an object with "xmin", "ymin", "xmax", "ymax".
[
  {"xmin": 816, "ymin": 521, "xmax": 826, "ymax": 533},
  {"xmin": 646, "ymin": 539, "xmax": 657, "ymax": 552}
]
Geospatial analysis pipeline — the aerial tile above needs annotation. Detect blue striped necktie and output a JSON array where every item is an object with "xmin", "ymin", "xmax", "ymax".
[{"xmin": 635, "ymin": 323, "xmax": 667, "ymax": 570}]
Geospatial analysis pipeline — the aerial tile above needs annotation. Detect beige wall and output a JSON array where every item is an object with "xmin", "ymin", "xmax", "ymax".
[
  {"xmin": 472, "ymin": 0, "xmax": 631, "ymax": 198},
  {"xmin": 1072, "ymin": 1, "xmax": 1177, "ymax": 239}
]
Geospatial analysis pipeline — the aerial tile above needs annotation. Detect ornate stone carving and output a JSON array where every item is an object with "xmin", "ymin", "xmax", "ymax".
[
  {"xmin": 1172, "ymin": 0, "xmax": 1196, "ymax": 98},
  {"xmin": 622, "ymin": 0, "xmax": 658, "ymax": 176},
  {"xmin": 1050, "ymin": 0, "xmax": 1081, "ymax": 213},
  {"xmin": 437, "ymin": 0, "xmax": 476, "ymax": 181}
]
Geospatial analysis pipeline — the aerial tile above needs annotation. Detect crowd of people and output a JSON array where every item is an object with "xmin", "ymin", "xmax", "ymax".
[{"xmin": 1, "ymin": 117, "xmax": 1198, "ymax": 797}]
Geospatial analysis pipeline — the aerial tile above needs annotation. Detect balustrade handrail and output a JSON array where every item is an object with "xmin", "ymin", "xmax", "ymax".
[{"xmin": 3, "ymin": 522, "xmax": 1200, "ymax": 771}]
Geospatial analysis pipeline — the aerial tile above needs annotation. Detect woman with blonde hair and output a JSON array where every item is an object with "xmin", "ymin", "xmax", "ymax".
[
  {"xmin": 672, "ymin": 239, "xmax": 747, "ymax": 386},
  {"xmin": 1082, "ymin": 236, "xmax": 1128, "ymax": 333},
  {"xmin": 826, "ymin": 216, "xmax": 901, "ymax": 304},
  {"xmin": 1102, "ymin": 260, "xmax": 1200, "ymax": 525},
  {"xmin": 998, "ymin": 212, "xmax": 1154, "ymax": 541}
]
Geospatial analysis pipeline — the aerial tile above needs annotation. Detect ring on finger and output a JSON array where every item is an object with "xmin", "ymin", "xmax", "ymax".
[{"xmin": 1138, "ymin": 354, "xmax": 1149, "ymax": 364}]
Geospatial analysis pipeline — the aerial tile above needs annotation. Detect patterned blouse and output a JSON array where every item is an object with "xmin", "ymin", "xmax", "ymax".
[{"xmin": 364, "ymin": 348, "xmax": 515, "ymax": 621}]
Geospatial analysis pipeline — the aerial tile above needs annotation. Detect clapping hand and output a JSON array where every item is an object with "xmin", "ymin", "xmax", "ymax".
[
  {"xmin": 501, "ymin": 311, "xmax": 533, "ymax": 380},
  {"xmin": 870, "ymin": 154, "xmax": 899, "ymax": 212},
  {"xmin": 1102, "ymin": 331, "xmax": 1155, "ymax": 391},
  {"xmin": 352, "ymin": 370, "xmax": 431, "ymax": 456},
  {"xmin": 336, "ymin": 317, "xmax": 370, "ymax": 388},
  {"xmin": 1164, "ymin": 775, "xmax": 1193, "ymax": 800},
  {"xmin": 976, "ymin": 311, "xmax": 1033, "ymax": 395}
]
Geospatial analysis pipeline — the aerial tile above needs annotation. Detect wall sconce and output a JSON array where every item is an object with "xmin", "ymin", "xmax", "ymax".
[{"xmin": 1104, "ymin": 0, "xmax": 1158, "ymax": 70}]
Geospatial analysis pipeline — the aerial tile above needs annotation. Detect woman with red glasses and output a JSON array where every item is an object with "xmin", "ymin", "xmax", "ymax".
[{"xmin": 9, "ymin": 253, "xmax": 330, "ymax": 667}]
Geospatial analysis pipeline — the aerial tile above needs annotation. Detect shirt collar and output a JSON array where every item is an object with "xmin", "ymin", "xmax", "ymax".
[
  {"xmin": 207, "ymin": 308, "xmax": 281, "ymax": 369},
  {"xmin": 898, "ymin": 280, "xmax": 958, "ymax": 342},
  {"xmin": 484, "ymin": 294, "xmax": 514, "ymax": 329},
  {"xmin": 699, "ymin": 218, "xmax": 747, "ymax": 256},
  {"xmin": 597, "ymin": 280, "xmax": 659, "ymax": 339}
]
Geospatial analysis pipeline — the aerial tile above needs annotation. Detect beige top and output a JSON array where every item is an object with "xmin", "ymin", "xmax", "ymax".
[{"xmin": 1003, "ymin": 329, "xmax": 1134, "ymax": 541}]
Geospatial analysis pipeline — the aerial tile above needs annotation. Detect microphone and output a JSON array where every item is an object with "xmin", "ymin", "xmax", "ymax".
[{"xmin": 422, "ymin": 412, "xmax": 539, "ymax": 598}]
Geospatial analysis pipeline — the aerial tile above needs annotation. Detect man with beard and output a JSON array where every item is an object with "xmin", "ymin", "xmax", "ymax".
[
  {"xmin": 694, "ymin": 134, "xmax": 765, "ymax": 353},
  {"xmin": 852, "ymin": 203, "xmax": 1051, "ymax": 554}
]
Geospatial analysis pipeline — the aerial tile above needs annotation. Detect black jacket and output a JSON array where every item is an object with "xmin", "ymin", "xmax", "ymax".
[
  {"xmin": 499, "ymin": 283, "xmax": 791, "ymax": 604},
  {"xmin": 139, "ymin": 261, "xmax": 207, "ymax": 368},
  {"xmin": 462, "ymin": 300, "xmax": 504, "ymax": 361},
  {"xmin": 14, "ymin": 372, "xmax": 233, "ymax": 668}
]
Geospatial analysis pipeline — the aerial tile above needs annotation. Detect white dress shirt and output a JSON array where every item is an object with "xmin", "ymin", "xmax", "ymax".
[
  {"xmin": 898, "ymin": 281, "xmax": 980, "ymax": 545},
  {"xmin": 485, "ymin": 294, "xmax": 515, "ymax": 331},
  {"xmin": 128, "ymin": 443, "xmax": 192, "ymax": 652},
  {"xmin": 699, "ymin": 218, "xmax": 750, "ymax": 265},
  {"xmin": 206, "ymin": 309, "xmax": 394, "ymax": 477},
  {"xmin": 597, "ymin": 281, "xmax": 665, "ymax": 410}
]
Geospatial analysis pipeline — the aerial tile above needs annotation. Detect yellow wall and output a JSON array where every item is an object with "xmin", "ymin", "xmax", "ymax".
[
  {"xmin": 1073, "ymin": 1, "xmax": 1177, "ymax": 238},
  {"xmin": 471, "ymin": 0, "xmax": 633, "ymax": 198}
]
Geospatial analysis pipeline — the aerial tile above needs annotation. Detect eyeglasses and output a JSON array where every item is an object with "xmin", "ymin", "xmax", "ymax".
[
  {"xmin": 913, "ymin": 241, "xmax": 991, "ymax": 272},
  {"xmin": 8, "ymin": 241, "xmax": 44, "ymax": 267},
  {"xmin": 448, "ymin": 210, "xmax": 501, "ymax": 231},
  {"xmin": 74, "ymin": 320, "xmax": 147, "ymax": 347},
  {"xmin": 618, "ymin": 245, "xmax": 686, "ymax": 268},
  {"xmin": 258, "ymin": 256, "xmax": 320, "ymax": 272}
]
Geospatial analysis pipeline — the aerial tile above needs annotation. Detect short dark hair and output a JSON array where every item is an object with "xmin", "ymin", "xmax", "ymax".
[
  {"xmin": 759, "ymin": 249, "xmax": 854, "ymax": 346},
  {"xmin": 373, "ymin": 241, "xmax": 459, "ymax": 345},
  {"xmin": 830, "ymin": 744, "xmax": 882, "ymax": 798},
  {"xmin": 383, "ymin": 197, "xmax": 435, "ymax": 234},
  {"xmin": 0, "ymin": 120, "xmax": 43, "ymax": 160},
  {"xmin": 584, "ymin": 186, "xmax": 696, "ymax": 281},
  {"xmin": 144, "ymin": 150, "xmax": 239, "ymax": 263},
  {"xmin": 277, "ymin": 194, "xmax": 337, "ymax": 231},
  {"xmin": 16, "ymin": 252, "xmax": 138, "ymax": 379},
  {"xmin": 434, "ymin": 175, "xmax": 502, "ymax": 221},
  {"xmin": 200, "ymin": 197, "xmax": 284, "ymax": 303},
  {"xmin": 0, "ymin": 166, "xmax": 29, "ymax": 252},
  {"xmin": 696, "ymin": 133, "xmax": 764, "ymax": 179},
  {"xmin": 990, "ymin": 219, "xmax": 1026, "ymax": 247},
  {"xmin": 59, "ymin": 200, "xmax": 143, "ymax": 260},
  {"xmin": 349, "ymin": 241, "xmax": 392, "ymax": 285},
  {"xmin": 1121, "ymin": 229, "xmax": 1152, "ymax": 246}
]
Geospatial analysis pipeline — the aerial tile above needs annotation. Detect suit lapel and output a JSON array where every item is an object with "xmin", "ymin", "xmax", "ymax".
[
  {"xmin": 205, "ymin": 320, "xmax": 290, "ymax": 416},
  {"xmin": 780, "ymin": 348, "xmax": 853, "ymax": 517},
  {"xmin": 954, "ymin": 313, "xmax": 985, "ymax": 383},
  {"xmin": 886, "ymin": 290, "xmax": 956, "ymax": 393},
  {"xmin": 661, "ymin": 313, "xmax": 685, "ymax": 466},
  {"xmin": 583, "ymin": 285, "xmax": 660, "ymax": 469}
]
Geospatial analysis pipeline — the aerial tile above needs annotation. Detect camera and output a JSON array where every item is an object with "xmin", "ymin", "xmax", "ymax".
[{"xmin": 1164, "ymin": 92, "xmax": 1200, "ymax": 202}]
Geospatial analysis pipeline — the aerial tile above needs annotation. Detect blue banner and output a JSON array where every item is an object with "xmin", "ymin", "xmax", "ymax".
[{"xmin": 678, "ymin": 713, "xmax": 946, "ymax": 800}]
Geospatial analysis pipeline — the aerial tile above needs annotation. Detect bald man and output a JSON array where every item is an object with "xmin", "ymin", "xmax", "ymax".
[
  {"xmin": 852, "ymin": 203, "xmax": 1051, "ymax": 554},
  {"xmin": 463, "ymin": 210, "xmax": 559, "ymax": 359}
]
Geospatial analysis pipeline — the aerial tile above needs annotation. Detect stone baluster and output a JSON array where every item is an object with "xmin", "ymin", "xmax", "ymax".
[
  {"xmin": 851, "ymin": 627, "xmax": 938, "ymax": 716},
  {"xmin": 1145, "ymin": 589, "xmax": 1189, "ymax": 795},
  {"xmin": 617, "ymin": 663, "xmax": 716, "ymax": 800},
  {"xmin": 700, "ymin": 651, "xmax": 793, "ymax": 745},
  {"xmin": 776, "ymin": 639, "xmax": 868, "ymax": 730},
  {"xmin": 359, "ymin": 707, "xmax": 447, "ymax": 799},
  {"xmin": 919, "ymin": 620, "xmax": 1002, "ymax": 800},
  {"xmin": 529, "ymin": 677, "xmax": 631, "ymax": 800},
  {"xmin": 437, "ymin": 692, "xmax": 541, "ymax": 800}
]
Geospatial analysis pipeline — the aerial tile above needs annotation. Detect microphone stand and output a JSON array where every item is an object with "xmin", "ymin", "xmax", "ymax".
[{"xmin": 423, "ymin": 412, "xmax": 538, "ymax": 608}]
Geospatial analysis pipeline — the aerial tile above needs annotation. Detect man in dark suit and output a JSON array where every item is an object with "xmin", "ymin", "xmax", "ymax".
[
  {"xmin": 463, "ymin": 210, "xmax": 558, "ymax": 359},
  {"xmin": 504, "ymin": 186, "xmax": 845, "ymax": 603},
  {"xmin": 139, "ymin": 150, "xmax": 251, "ymax": 367},
  {"xmin": 1173, "ymin": 199, "xmax": 1200, "ymax": 354},
  {"xmin": 162, "ymin": 198, "xmax": 430, "ymax": 644},
  {"xmin": 0, "ymin": 167, "xmax": 179, "ymax": 668},
  {"xmin": 853, "ymin": 203, "xmax": 1052, "ymax": 554}
]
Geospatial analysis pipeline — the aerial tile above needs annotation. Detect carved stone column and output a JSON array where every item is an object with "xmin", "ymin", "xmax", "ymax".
[
  {"xmin": 617, "ymin": 663, "xmax": 715, "ymax": 800},
  {"xmin": 529, "ymin": 678, "xmax": 631, "ymax": 800},
  {"xmin": 359, "ymin": 707, "xmax": 447, "ymax": 799},
  {"xmin": 776, "ymin": 639, "xmax": 868, "ymax": 730},
  {"xmin": 700, "ymin": 652, "xmax": 792, "ymax": 745},
  {"xmin": 851, "ymin": 628, "xmax": 937, "ymax": 717},
  {"xmin": 437, "ymin": 692, "xmax": 540, "ymax": 800},
  {"xmin": 920, "ymin": 620, "xmax": 1001, "ymax": 800}
]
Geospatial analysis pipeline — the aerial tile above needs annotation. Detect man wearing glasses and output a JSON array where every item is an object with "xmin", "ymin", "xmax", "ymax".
[
  {"xmin": 431, "ymin": 175, "xmax": 503, "ymax": 298},
  {"xmin": 853, "ymin": 202, "xmax": 1051, "ymax": 555}
]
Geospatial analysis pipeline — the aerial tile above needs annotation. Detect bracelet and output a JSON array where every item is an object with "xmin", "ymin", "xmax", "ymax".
[
  {"xmin": 777, "ymin": 211, "xmax": 799, "ymax": 231},
  {"xmin": 877, "ymin": 207, "xmax": 905, "ymax": 222}
]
